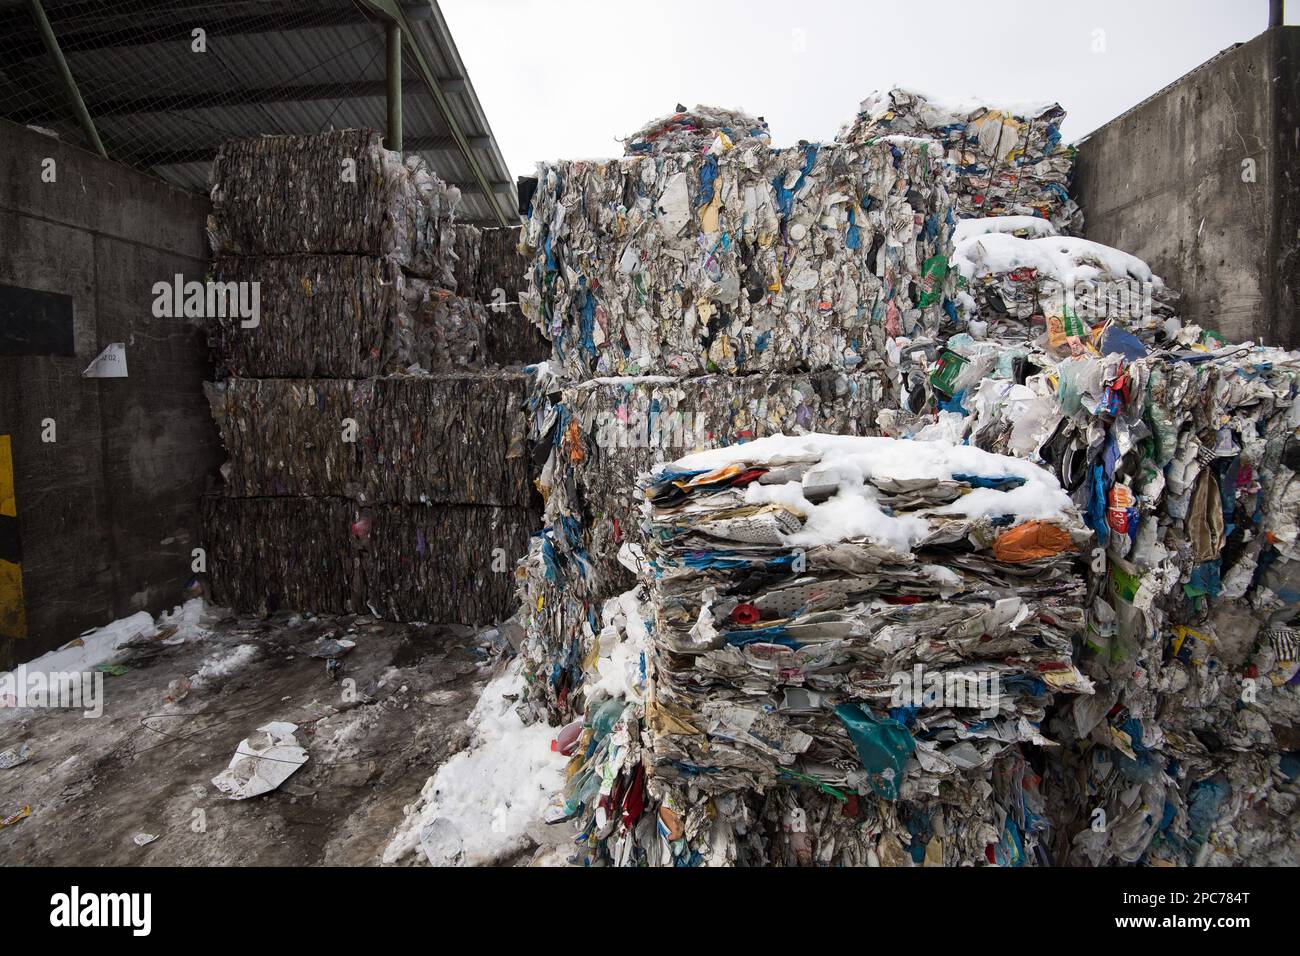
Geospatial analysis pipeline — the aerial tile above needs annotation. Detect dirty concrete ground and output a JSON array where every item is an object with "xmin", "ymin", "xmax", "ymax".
[{"xmin": 0, "ymin": 611, "xmax": 496, "ymax": 866}]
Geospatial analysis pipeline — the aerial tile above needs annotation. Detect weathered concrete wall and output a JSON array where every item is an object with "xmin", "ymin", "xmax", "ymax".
[
  {"xmin": 0, "ymin": 119, "xmax": 221, "ymax": 667},
  {"xmin": 1075, "ymin": 27, "xmax": 1299, "ymax": 348}
]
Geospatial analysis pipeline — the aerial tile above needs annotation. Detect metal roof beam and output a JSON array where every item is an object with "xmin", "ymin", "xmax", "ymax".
[
  {"xmin": 4, "ymin": 7, "xmax": 371, "ymax": 62},
  {"xmin": 134, "ymin": 133, "xmax": 464, "ymax": 169},
  {"xmin": 24, "ymin": 0, "xmax": 106, "ymax": 158},
  {"xmin": 5, "ymin": 81, "xmax": 395, "ymax": 126}
]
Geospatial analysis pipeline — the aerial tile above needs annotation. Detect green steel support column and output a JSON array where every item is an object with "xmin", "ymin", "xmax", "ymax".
[
  {"xmin": 385, "ymin": 20, "xmax": 403, "ymax": 154},
  {"xmin": 25, "ymin": 0, "xmax": 107, "ymax": 159},
  {"xmin": 359, "ymin": 0, "xmax": 510, "ymax": 225}
]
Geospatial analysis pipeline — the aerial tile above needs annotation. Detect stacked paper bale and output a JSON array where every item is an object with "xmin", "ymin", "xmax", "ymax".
[
  {"xmin": 517, "ymin": 366, "xmax": 892, "ymax": 722},
  {"xmin": 839, "ymin": 88, "xmax": 1082, "ymax": 234},
  {"xmin": 204, "ymin": 374, "xmax": 530, "ymax": 506},
  {"xmin": 519, "ymin": 121, "xmax": 956, "ymax": 382},
  {"xmin": 550, "ymin": 434, "xmax": 1092, "ymax": 865},
  {"xmin": 202, "ymin": 131, "xmax": 533, "ymax": 624},
  {"xmin": 870, "ymin": 212, "xmax": 1300, "ymax": 864},
  {"xmin": 514, "ymin": 105, "xmax": 961, "ymax": 724}
]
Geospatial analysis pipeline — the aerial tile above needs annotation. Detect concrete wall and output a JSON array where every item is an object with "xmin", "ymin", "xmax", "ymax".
[
  {"xmin": 1075, "ymin": 27, "xmax": 1299, "ymax": 348},
  {"xmin": 0, "ymin": 119, "xmax": 220, "ymax": 667}
]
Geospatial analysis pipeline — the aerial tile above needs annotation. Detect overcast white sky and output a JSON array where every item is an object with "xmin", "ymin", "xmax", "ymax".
[{"xmin": 442, "ymin": 0, "xmax": 1297, "ymax": 179}]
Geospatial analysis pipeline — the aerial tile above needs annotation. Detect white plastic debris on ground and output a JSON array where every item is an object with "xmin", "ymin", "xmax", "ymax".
[
  {"xmin": 211, "ymin": 721, "xmax": 309, "ymax": 800},
  {"xmin": 383, "ymin": 657, "xmax": 568, "ymax": 866},
  {"xmin": 1, "ymin": 598, "xmax": 217, "ymax": 718}
]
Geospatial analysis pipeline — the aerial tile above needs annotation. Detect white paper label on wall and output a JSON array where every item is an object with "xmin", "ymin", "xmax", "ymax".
[{"xmin": 82, "ymin": 342, "xmax": 128, "ymax": 378}]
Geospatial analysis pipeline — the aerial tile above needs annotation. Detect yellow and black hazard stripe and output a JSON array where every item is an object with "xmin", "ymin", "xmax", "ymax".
[{"xmin": 0, "ymin": 435, "xmax": 25, "ymax": 641}]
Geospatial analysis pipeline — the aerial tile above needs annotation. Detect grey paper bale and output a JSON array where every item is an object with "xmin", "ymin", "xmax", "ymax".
[
  {"xmin": 367, "ymin": 372, "xmax": 530, "ymax": 506},
  {"xmin": 205, "ymin": 378, "xmax": 365, "ymax": 498},
  {"xmin": 207, "ymin": 373, "xmax": 531, "ymax": 505},
  {"xmin": 210, "ymin": 256, "xmax": 486, "ymax": 378},
  {"xmin": 362, "ymin": 504, "xmax": 534, "ymax": 624},
  {"xmin": 202, "ymin": 496, "xmax": 359, "ymax": 615},
  {"xmin": 211, "ymin": 255, "xmax": 398, "ymax": 378},
  {"xmin": 208, "ymin": 130, "xmax": 460, "ymax": 284},
  {"xmin": 477, "ymin": 226, "xmax": 549, "ymax": 366}
]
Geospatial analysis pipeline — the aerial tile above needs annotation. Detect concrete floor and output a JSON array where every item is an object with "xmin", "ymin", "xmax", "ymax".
[{"xmin": 0, "ymin": 611, "xmax": 495, "ymax": 866}]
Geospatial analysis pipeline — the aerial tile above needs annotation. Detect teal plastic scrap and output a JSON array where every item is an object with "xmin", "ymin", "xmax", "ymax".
[{"xmin": 834, "ymin": 703, "xmax": 916, "ymax": 801}]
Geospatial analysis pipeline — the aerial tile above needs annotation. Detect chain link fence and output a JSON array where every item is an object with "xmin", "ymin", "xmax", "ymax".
[{"xmin": 0, "ymin": 0, "xmax": 402, "ymax": 193}]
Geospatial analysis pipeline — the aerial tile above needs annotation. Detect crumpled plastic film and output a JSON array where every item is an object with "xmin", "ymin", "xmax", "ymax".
[
  {"xmin": 550, "ymin": 434, "xmax": 1092, "ymax": 866},
  {"xmin": 205, "ymin": 373, "xmax": 530, "ymax": 506},
  {"xmin": 519, "ymin": 135, "xmax": 958, "ymax": 380},
  {"xmin": 840, "ymin": 88, "xmax": 1082, "ymax": 233},
  {"xmin": 622, "ymin": 105, "xmax": 771, "ymax": 156},
  {"xmin": 208, "ymin": 129, "xmax": 460, "ymax": 285}
]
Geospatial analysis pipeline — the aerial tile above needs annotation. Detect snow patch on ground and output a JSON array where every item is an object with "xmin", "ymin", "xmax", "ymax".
[
  {"xmin": 189, "ymin": 643, "xmax": 259, "ymax": 689},
  {"xmin": 383, "ymin": 657, "xmax": 567, "ymax": 866}
]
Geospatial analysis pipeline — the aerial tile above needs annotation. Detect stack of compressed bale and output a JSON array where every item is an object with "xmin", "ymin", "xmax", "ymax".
[
  {"xmin": 869, "ymin": 212, "xmax": 1300, "ymax": 863},
  {"xmin": 202, "ymin": 131, "xmax": 534, "ymax": 624},
  {"xmin": 1032, "ymin": 348, "xmax": 1300, "ymax": 866},
  {"xmin": 453, "ymin": 224, "xmax": 549, "ymax": 367},
  {"xmin": 513, "ymin": 105, "xmax": 962, "ymax": 726},
  {"xmin": 550, "ymin": 434, "xmax": 1094, "ymax": 866},
  {"xmin": 839, "ymin": 88, "xmax": 1082, "ymax": 234}
]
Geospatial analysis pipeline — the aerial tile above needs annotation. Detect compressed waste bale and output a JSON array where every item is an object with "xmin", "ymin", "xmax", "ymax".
[
  {"xmin": 547, "ymin": 434, "xmax": 1092, "ymax": 866},
  {"xmin": 520, "ymin": 135, "xmax": 957, "ymax": 380},
  {"xmin": 204, "ymin": 378, "xmax": 364, "ymax": 498},
  {"xmin": 517, "ymin": 367, "xmax": 894, "ymax": 724},
  {"xmin": 209, "ymin": 256, "xmax": 485, "ymax": 378},
  {"xmin": 205, "ymin": 372, "xmax": 530, "ymax": 506},
  {"xmin": 202, "ymin": 497, "xmax": 533, "ymax": 624},
  {"xmin": 202, "ymin": 496, "xmax": 359, "ymax": 615},
  {"xmin": 540, "ymin": 367, "xmax": 892, "ymax": 598},
  {"xmin": 362, "ymin": 504, "xmax": 534, "ymax": 624},
  {"xmin": 208, "ymin": 129, "xmax": 460, "ymax": 284},
  {"xmin": 478, "ymin": 226, "xmax": 549, "ymax": 366},
  {"xmin": 210, "ymin": 255, "xmax": 399, "ymax": 379},
  {"xmin": 875, "ymin": 269, "xmax": 1300, "ymax": 865},
  {"xmin": 840, "ymin": 88, "xmax": 1082, "ymax": 233},
  {"xmin": 366, "ymin": 373, "xmax": 529, "ymax": 506},
  {"xmin": 452, "ymin": 223, "xmax": 483, "ymax": 298}
]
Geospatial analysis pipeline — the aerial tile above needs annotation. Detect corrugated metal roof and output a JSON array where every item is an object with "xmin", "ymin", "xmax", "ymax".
[{"xmin": 0, "ymin": 0, "xmax": 515, "ymax": 224}]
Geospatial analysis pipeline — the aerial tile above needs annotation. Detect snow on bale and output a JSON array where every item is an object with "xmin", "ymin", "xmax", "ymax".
[{"xmin": 552, "ymin": 433, "xmax": 1093, "ymax": 866}]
